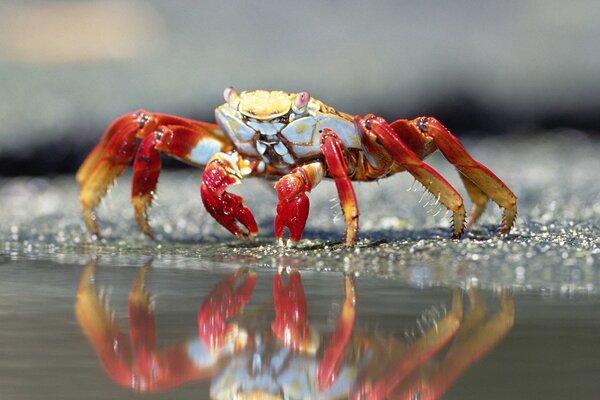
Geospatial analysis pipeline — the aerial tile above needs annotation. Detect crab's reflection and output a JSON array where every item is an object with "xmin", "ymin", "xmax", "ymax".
[{"xmin": 76, "ymin": 260, "xmax": 514, "ymax": 399}]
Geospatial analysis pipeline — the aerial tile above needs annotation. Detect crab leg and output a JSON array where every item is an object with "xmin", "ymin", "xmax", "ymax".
[
  {"xmin": 422, "ymin": 289, "xmax": 514, "ymax": 398},
  {"xmin": 274, "ymin": 162, "xmax": 324, "ymax": 246},
  {"xmin": 272, "ymin": 268, "xmax": 314, "ymax": 352},
  {"xmin": 390, "ymin": 289, "xmax": 515, "ymax": 399},
  {"xmin": 321, "ymin": 129, "xmax": 360, "ymax": 246},
  {"xmin": 198, "ymin": 268, "xmax": 257, "ymax": 350},
  {"xmin": 352, "ymin": 289, "xmax": 464, "ymax": 400},
  {"xmin": 76, "ymin": 260, "xmax": 207, "ymax": 392},
  {"xmin": 316, "ymin": 273, "xmax": 356, "ymax": 391},
  {"xmin": 131, "ymin": 134, "xmax": 161, "ymax": 238},
  {"xmin": 77, "ymin": 109, "xmax": 229, "ymax": 237},
  {"xmin": 200, "ymin": 152, "xmax": 258, "ymax": 238},
  {"xmin": 391, "ymin": 117, "xmax": 517, "ymax": 233},
  {"xmin": 77, "ymin": 112, "xmax": 142, "ymax": 235},
  {"xmin": 361, "ymin": 116, "xmax": 466, "ymax": 238},
  {"xmin": 459, "ymin": 173, "xmax": 490, "ymax": 228},
  {"xmin": 75, "ymin": 260, "xmax": 133, "ymax": 388},
  {"xmin": 131, "ymin": 124, "xmax": 230, "ymax": 238}
]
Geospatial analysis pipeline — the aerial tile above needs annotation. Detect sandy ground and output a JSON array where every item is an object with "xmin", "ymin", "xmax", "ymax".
[{"xmin": 1, "ymin": 132, "xmax": 599, "ymax": 292}]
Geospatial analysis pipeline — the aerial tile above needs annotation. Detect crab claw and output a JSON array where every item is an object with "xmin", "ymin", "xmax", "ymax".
[
  {"xmin": 272, "ymin": 269, "xmax": 316, "ymax": 352},
  {"xmin": 201, "ymin": 154, "xmax": 258, "ymax": 238},
  {"xmin": 197, "ymin": 268, "xmax": 257, "ymax": 350},
  {"xmin": 274, "ymin": 163, "xmax": 323, "ymax": 246},
  {"xmin": 274, "ymin": 173, "xmax": 310, "ymax": 246}
]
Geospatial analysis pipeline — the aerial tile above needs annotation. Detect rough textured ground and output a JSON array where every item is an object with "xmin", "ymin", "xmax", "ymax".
[{"xmin": 1, "ymin": 132, "xmax": 599, "ymax": 292}]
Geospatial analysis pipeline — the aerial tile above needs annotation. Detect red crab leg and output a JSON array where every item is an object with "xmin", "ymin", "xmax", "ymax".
[
  {"xmin": 197, "ymin": 268, "xmax": 257, "ymax": 350},
  {"xmin": 131, "ymin": 124, "xmax": 230, "ymax": 238},
  {"xmin": 360, "ymin": 116, "xmax": 466, "ymax": 238},
  {"xmin": 274, "ymin": 162, "xmax": 324, "ymax": 246},
  {"xmin": 351, "ymin": 289, "xmax": 464, "ymax": 400},
  {"xmin": 321, "ymin": 129, "xmax": 360, "ymax": 246},
  {"xmin": 423, "ymin": 289, "xmax": 514, "ymax": 399},
  {"xmin": 459, "ymin": 173, "xmax": 490, "ymax": 228},
  {"xmin": 76, "ymin": 260, "xmax": 134, "ymax": 388},
  {"xmin": 127, "ymin": 264, "xmax": 157, "ymax": 377},
  {"xmin": 316, "ymin": 273, "xmax": 356, "ymax": 391},
  {"xmin": 272, "ymin": 269, "xmax": 315, "ymax": 352},
  {"xmin": 390, "ymin": 289, "xmax": 515, "ymax": 399},
  {"xmin": 77, "ymin": 109, "xmax": 228, "ymax": 237},
  {"xmin": 201, "ymin": 152, "xmax": 258, "ymax": 238},
  {"xmin": 131, "ymin": 134, "xmax": 161, "ymax": 239},
  {"xmin": 76, "ymin": 260, "xmax": 206, "ymax": 392},
  {"xmin": 77, "ymin": 112, "xmax": 145, "ymax": 235},
  {"xmin": 391, "ymin": 117, "xmax": 517, "ymax": 233}
]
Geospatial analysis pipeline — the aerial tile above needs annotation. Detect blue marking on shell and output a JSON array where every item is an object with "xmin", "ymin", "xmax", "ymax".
[
  {"xmin": 315, "ymin": 116, "xmax": 360, "ymax": 149},
  {"xmin": 189, "ymin": 138, "xmax": 223, "ymax": 165},
  {"xmin": 280, "ymin": 117, "xmax": 316, "ymax": 144},
  {"xmin": 216, "ymin": 111, "xmax": 256, "ymax": 142}
]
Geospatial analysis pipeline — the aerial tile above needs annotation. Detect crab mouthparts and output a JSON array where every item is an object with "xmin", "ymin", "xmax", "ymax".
[{"xmin": 246, "ymin": 120, "xmax": 296, "ymax": 166}]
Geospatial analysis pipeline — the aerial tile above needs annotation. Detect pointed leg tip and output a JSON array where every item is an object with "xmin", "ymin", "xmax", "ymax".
[
  {"xmin": 275, "ymin": 234, "xmax": 301, "ymax": 248},
  {"xmin": 136, "ymin": 214, "xmax": 156, "ymax": 241},
  {"xmin": 451, "ymin": 226, "xmax": 465, "ymax": 240},
  {"xmin": 83, "ymin": 209, "xmax": 100, "ymax": 237},
  {"xmin": 233, "ymin": 226, "xmax": 259, "ymax": 240},
  {"xmin": 499, "ymin": 208, "xmax": 517, "ymax": 235},
  {"xmin": 143, "ymin": 229, "xmax": 156, "ymax": 241}
]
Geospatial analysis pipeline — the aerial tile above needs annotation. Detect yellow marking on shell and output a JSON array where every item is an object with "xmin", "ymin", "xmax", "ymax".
[
  {"xmin": 238, "ymin": 90, "xmax": 293, "ymax": 120},
  {"xmin": 229, "ymin": 119, "xmax": 243, "ymax": 132},
  {"xmin": 293, "ymin": 121, "xmax": 311, "ymax": 135}
]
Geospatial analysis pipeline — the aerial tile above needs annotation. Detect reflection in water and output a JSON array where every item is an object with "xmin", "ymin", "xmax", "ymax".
[{"xmin": 75, "ymin": 260, "xmax": 514, "ymax": 399}]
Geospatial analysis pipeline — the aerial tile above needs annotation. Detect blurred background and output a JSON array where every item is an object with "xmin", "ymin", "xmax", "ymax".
[{"xmin": 0, "ymin": 0, "xmax": 599, "ymax": 176}]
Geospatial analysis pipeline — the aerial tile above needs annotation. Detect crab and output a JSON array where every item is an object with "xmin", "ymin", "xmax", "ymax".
[
  {"xmin": 77, "ymin": 88, "xmax": 517, "ymax": 246},
  {"xmin": 76, "ymin": 260, "xmax": 515, "ymax": 398}
]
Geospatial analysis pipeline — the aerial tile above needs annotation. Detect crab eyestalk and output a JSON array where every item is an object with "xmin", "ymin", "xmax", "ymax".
[
  {"xmin": 223, "ymin": 86, "xmax": 239, "ymax": 106},
  {"xmin": 292, "ymin": 90, "xmax": 310, "ymax": 114}
]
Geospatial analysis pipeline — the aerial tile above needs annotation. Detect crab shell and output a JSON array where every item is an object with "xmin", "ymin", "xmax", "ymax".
[{"xmin": 214, "ymin": 88, "xmax": 362, "ymax": 172}]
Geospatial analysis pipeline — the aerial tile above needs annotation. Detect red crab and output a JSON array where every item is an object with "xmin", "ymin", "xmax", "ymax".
[
  {"xmin": 77, "ymin": 88, "xmax": 517, "ymax": 246},
  {"xmin": 76, "ymin": 260, "xmax": 514, "ymax": 398}
]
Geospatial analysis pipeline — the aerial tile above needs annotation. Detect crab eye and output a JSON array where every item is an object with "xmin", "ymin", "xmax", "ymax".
[
  {"xmin": 293, "ymin": 91, "xmax": 310, "ymax": 113},
  {"xmin": 223, "ymin": 86, "xmax": 238, "ymax": 104}
]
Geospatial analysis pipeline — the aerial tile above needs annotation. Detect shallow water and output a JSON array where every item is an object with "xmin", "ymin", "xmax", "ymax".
[{"xmin": 0, "ymin": 257, "xmax": 599, "ymax": 399}]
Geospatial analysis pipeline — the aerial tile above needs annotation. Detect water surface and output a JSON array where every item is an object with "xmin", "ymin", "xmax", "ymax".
[{"xmin": 1, "ymin": 257, "xmax": 599, "ymax": 399}]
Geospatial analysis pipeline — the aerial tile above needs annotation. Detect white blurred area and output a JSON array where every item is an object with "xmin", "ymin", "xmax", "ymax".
[
  {"xmin": 0, "ymin": 0, "xmax": 599, "ymax": 152},
  {"xmin": 0, "ymin": 2, "xmax": 166, "ymax": 62}
]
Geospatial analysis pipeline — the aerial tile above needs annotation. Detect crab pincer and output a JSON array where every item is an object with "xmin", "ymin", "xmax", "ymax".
[
  {"xmin": 200, "ymin": 154, "xmax": 258, "ymax": 239},
  {"xmin": 272, "ymin": 269, "xmax": 315, "ymax": 352},
  {"xmin": 197, "ymin": 268, "xmax": 257, "ymax": 350}
]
